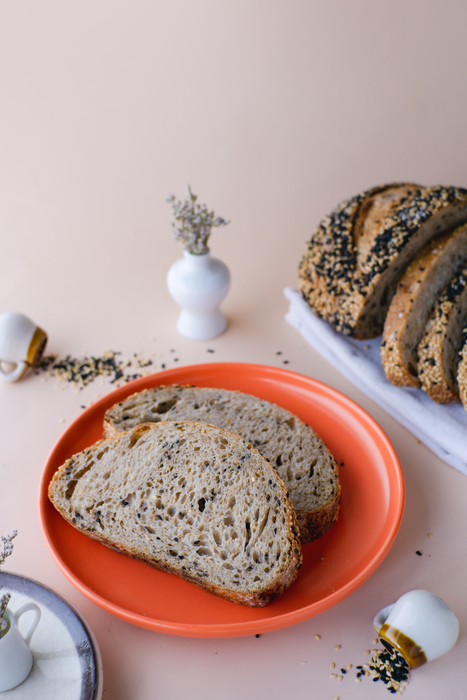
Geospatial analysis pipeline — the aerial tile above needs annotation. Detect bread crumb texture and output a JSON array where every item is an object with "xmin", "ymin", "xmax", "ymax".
[
  {"xmin": 48, "ymin": 422, "xmax": 303, "ymax": 606},
  {"xmin": 103, "ymin": 385, "xmax": 341, "ymax": 544}
]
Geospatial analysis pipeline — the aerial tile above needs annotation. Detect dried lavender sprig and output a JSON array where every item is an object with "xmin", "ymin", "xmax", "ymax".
[
  {"xmin": 0, "ymin": 593, "xmax": 11, "ymax": 618},
  {"xmin": 0, "ymin": 531, "xmax": 17, "ymax": 626},
  {"xmin": 166, "ymin": 185, "xmax": 229, "ymax": 255},
  {"xmin": 0, "ymin": 616, "xmax": 8, "ymax": 634},
  {"xmin": 0, "ymin": 531, "xmax": 17, "ymax": 566}
]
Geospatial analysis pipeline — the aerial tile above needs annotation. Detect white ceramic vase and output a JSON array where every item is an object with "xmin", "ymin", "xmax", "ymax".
[{"xmin": 167, "ymin": 251, "xmax": 230, "ymax": 340}]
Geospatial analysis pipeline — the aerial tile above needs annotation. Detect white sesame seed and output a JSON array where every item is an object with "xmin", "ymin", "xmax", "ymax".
[
  {"xmin": 335, "ymin": 644, "xmax": 341, "ymax": 650},
  {"xmin": 338, "ymin": 675, "xmax": 343, "ymax": 681},
  {"xmin": 346, "ymin": 664, "xmax": 352, "ymax": 669},
  {"xmin": 315, "ymin": 634, "xmax": 321, "ymax": 640},
  {"xmin": 355, "ymin": 677, "xmax": 361, "ymax": 683},
  {"xmin": 330, "ymin": 662, "xmax": 335, "ymax": 669},
  {"xmin": 364, "ymin": 649, "xmax": 370, "ymax": 655},
  {"xmin": 330, "ymin": 673, "xmax": 337, "ymax": 678}
]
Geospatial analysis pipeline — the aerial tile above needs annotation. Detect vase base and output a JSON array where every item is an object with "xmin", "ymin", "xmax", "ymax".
[{"xmin": 177, "ymin": 310, "xmax": 227, "ymax": 340}]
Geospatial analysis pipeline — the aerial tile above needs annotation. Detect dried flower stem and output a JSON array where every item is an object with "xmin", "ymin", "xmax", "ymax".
[
  {"xmin": 166, "ymin": 185, "xmax": 229, "ymax": 255},
  {"xmin": 0, "ymin": 531, "xmax": 17, "ymax": 636}
]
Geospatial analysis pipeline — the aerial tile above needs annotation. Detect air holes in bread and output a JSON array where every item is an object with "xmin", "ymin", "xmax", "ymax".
[
  {"xmin": 64, "ymin": 462, "xmax": 94, "ymax": 499},
  {"xmin": 128, "ymin": 425, "xmax": 152, "ymax": 448},
  {"xmin": 198, "ymin": 498, "xmax": 206, "ymax": 512},
  {"xmin": 151, "ymin": 398, "xmax": 179, "ymax": 414},
  {"xmin": 309, "ymin": 458, "xmax": 317, "ymax": 479}
]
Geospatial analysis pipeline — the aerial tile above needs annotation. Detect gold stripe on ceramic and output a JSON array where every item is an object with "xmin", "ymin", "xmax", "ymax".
[
  {"xmin": 26, "ymin": 327, "xmax": 48, "ymax": 367},
  {"xmin": 379, "ymin": 623, "xmax": 428, "ymax": 668}
]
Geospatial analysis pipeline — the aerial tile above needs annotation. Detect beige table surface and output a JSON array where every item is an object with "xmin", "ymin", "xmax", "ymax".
[{"xmin": 1, "ymin": 1, "xmax": 467, "ymax": 698}]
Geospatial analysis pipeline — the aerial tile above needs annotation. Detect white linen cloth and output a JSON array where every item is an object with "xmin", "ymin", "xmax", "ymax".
[{"xmin": 284, "ymin": 287, "xmax": 467, "ymax": 476}]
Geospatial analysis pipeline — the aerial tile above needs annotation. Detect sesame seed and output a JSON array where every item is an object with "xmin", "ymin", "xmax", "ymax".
[
  {"xmin": 315, "ymin": 634, "xmax": 321, "ymax": 640},
  {"xmin": 338, "ymin": 675, "xmax": 343, "ymax": 681},
  {"xmin": 330, "ymin": 662, "xmax": 335, "ymax": 669},
  {"xmin": 334, "ymin": 644, "xmax": 341, "ymax": 650}
]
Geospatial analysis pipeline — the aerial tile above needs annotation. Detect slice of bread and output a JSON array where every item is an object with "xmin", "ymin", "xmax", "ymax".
[
  {"xmin": 299, "ymin": 184, "xmax": 467, "ymax": 339},
  {"xmin": 48, "ymin": 421, "xmax": 303, "ymax": 607},
  {"xmin": 457, "ymin": 328, "xmax": 467, "ymax": 412},
  {"xmin": 417, "ymin": 268, "xmax": 467, "ymax": 403},
  {"xmin": 381, "ymin": 224, "xmax": 467, "ymax": 387},
  {"xmin": 103, "ymin": 385, "xmax": 341, "ymax": 545}
]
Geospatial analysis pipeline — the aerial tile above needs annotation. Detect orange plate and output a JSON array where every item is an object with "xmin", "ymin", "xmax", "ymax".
[{"xmin": 39, "ymin": 363, "xmax": 404, "ymax": 638}]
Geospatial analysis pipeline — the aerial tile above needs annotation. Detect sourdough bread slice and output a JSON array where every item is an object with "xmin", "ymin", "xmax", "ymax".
[
  {"xmin": 48, "ymin": 421, "xmax": 302, "ymax": 607},
  {"xmin": 457, "ymin": 328, "xmax": 467, "ymax": 412},
  {"xmin": 103, "ymin": 385, "xmax": 341, "ymax": 545},
  {"xmin": 381, "ymin": 224, "xmax": 467, "ymax": 387},
  {"xmin": 299, "ymin": 184, "xmax": 467, "ymax": 339},
  {"xmin": 417, "ymin": 268, "xmax": 467, "ymax": 403}
]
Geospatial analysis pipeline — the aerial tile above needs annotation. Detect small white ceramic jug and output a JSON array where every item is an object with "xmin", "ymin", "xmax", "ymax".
[
  {"xmin": 374, "ymin": 590, "xmax": 459, "ymax": 669},
  {"xmin": 0, "ymin": 602, "xmax": 41, "ymax": 691},
  {"xmin": 0, "ymin": 312, "xmax": 48, "ymax": 382}
]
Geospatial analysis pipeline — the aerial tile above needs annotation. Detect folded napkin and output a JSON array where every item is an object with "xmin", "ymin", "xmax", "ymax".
[{"xmin": 284, "ymin": 286, "xmax": 467, "ymax": 477}]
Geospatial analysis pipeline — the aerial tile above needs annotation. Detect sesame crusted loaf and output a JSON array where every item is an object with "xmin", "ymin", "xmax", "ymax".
[
  {"xmin": 48, "ymin": 421, "xmax": 303, "ymax": 607},
  {"xmin": 299, "ymin": 184, "xmax": 467, "ymax": 339},
  {"xmin": 417, "ymin": 268, "xmax": 467, "ymax": 403},
  {"xmin": 381, "ymin": 224, "xmax": 467, "ymax": 387},
  {"xmin": 103, "ymin": 386, "xmax": 340, "ymax": 545}
]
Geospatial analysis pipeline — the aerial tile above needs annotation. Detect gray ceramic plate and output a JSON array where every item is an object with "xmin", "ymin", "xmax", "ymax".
[{"xmin": 2, "ymin": 572, "xmax": 102, "ymax": 700}]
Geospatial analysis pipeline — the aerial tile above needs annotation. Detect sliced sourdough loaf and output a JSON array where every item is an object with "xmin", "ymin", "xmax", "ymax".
[
  {"xmin": 381, "ymin": 224, "xmax": 467, "ymax": 387},
  {"xmin": 457, "ymin": 329, "xmax": 467, "ymax": 412},
  {"xmin": 48, "ymin": 421, "xmax": 302, "ymax": 607},
  {"xmin": 417, "ymin": 267, "xmax": 467, "ymax": 403},
  {"xmin": 103, "ymin": 385, "xmax": 341, "ymax": 545},
  {"xmin": 299, "ymin": 184, "xmax": 467, "ymax": 339}
]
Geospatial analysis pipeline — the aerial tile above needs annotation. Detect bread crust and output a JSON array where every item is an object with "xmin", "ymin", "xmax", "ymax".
[
  {"xmin": 457, "ymin": 330, "xmax": 467, "ymax": 412},
  {"xmin": 299, "ymin": 184, "xmax": 467, "ymax": 339},
  {"xmin": 417, "ymin": 269, "xmax": 467, "ymax": 403},
  {"xmin": 381, "ymin": 225, "xmax": 467, "ymax": 387},
  {"xmin": 48, "ymin": 422, "xmax": 303, "ymax": 607},
  {"xmin": 296, "ymin": 492, "xmax": 340, "ymax": 545}
]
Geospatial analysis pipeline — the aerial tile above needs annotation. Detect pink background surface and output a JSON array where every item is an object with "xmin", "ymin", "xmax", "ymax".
[{"xmin": 1, "ymin": 1, "xmax": 467, "ymax": 697}]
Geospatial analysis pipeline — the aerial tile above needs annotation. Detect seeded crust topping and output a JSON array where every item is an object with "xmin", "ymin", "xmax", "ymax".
[
  {"xmin": 299, "ymin": 184, "xmax": 467, "ymax": 338},
  {"xmin": 417, "ymin": 268, "xmax": 467, "ymax": 403},
  {"xmin": 381, "ymin": 224, "xmax": 467, "ymax": 388}
]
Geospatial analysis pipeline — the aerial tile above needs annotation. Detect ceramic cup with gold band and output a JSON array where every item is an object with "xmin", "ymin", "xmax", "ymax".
[
  {"xmin": 0, "ymin": 312, "xmax": 48, "ymax": 383},
  {"xmin": 373, "ymin": 590, "xmax": 459, "ymax": 669}
]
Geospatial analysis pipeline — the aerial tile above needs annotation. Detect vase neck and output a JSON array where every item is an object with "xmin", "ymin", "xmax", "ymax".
[{"xmin": 183, "ymin": 250, "xmax": 211, "ymax": 267}]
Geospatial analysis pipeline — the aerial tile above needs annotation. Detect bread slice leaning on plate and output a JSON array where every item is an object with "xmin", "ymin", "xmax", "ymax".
[
  {"xmin": 417, "ymin": 267, "xmax": 467, "ymax": 403},
  {"xmin": 299, "ymin": 183, "xmax": 467, "ymax": 339},
  {"xmin": 103, "ymin": 385, "xmax": 341, "ymax": 545},
  {"xmin": 381, "ymin": 224, "xmax": 467, "ymax": 387},
  {"xmin": 48, "ymin": 421, "xmax": 303, "ymax": 607}
]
